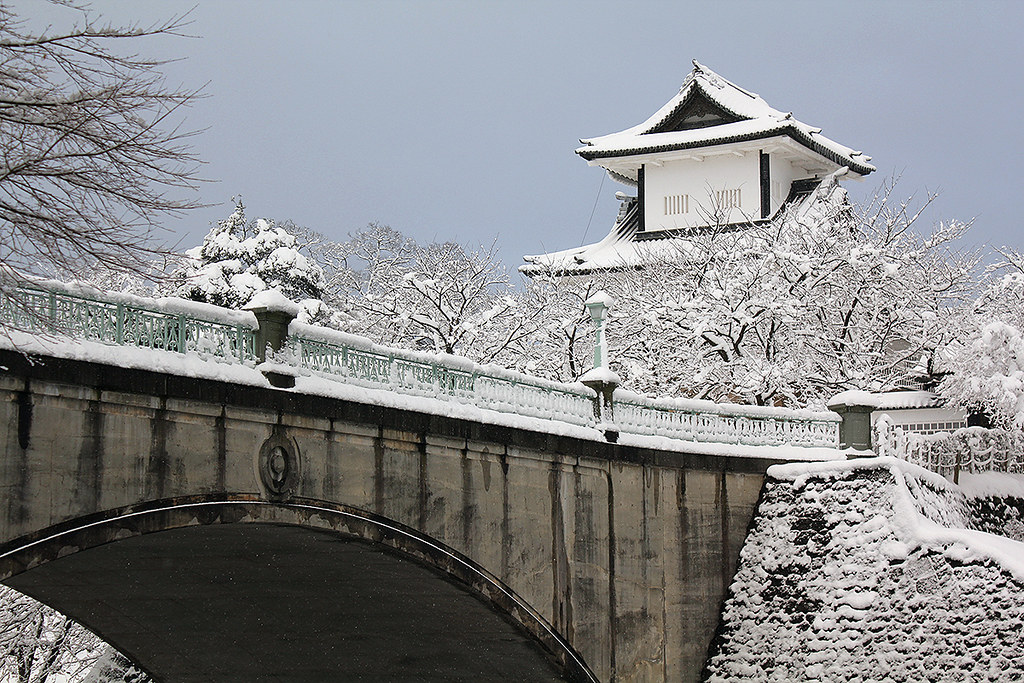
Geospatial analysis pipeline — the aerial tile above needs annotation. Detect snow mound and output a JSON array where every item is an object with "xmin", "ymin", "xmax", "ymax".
[
  {"xmin": 704, "ymin": 457, "xmax": 1024, "ymax": 682},
  {"xmin": 243, "ymin": 288, "xmax": 301, "ymax": 316}
]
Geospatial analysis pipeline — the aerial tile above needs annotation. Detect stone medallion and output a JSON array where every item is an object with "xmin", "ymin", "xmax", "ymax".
[{"xmin": 258, "ymin": 431, "xmax": 301, "ymax": 499}]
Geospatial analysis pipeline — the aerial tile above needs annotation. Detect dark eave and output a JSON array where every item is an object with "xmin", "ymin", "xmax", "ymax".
[
  {"xmin": 578, "ymin": 124, "xmax": 875, "ymax": 177},
  {"xmin": 644, "ymin": 82, "xmax": 746, "ymax": 134}
]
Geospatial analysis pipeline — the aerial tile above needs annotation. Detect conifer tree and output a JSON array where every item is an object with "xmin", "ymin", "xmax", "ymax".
[{"xmin": 172, "ymin": 199, "xmax": 327, "ymax": 312}]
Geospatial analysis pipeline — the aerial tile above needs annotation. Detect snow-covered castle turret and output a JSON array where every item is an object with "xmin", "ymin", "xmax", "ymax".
[{"xmin": 522, "ymin": 61, "xmax": 874, "ymax": 275}]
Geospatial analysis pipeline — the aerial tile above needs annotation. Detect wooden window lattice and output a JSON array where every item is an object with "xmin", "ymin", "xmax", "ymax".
[
  {"xmin": 715, "ymin": 188, "xmax": 742, "ymax": 210},
  {"xmin": 664, "ymin": 193, "xmax": 690, "ymax": 216}
]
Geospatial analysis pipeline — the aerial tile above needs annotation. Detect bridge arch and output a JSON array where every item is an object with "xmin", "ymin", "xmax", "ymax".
[{"xmin": 0, "ymin": 496, "xmax": 597, "ymax": 683}]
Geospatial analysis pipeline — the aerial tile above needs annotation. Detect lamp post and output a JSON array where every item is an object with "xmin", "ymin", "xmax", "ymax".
[
  {"xmin": 580, "ymin": 291, "xmax": 619, "ymax": 442},
  {"xmin": 585, "ymin": 291, "xmax": 613, "ymax": 371}
]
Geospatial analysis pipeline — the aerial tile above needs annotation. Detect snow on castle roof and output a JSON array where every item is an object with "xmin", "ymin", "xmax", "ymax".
[
  {"xmin": 576, "ymin": 61, "xmax": 876, "ymax": 178},
  {"xmin": 521, "ymin": 168, "xmax": 848, "ymax": 277}
]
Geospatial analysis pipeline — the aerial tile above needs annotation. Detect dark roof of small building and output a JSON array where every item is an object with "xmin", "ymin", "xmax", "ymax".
[{"xmin": 576, "ymin": 61, "xmax": 875, "ymax": 177}]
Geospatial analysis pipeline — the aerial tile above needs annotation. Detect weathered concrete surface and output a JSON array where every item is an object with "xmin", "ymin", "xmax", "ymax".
[
  {"xmin": 0, "ymin": 349, "xmax": 770, "ymax": 682},
  {"xmin": 8, "ymin": 520, "xmax": 568, "ymax": 682}
]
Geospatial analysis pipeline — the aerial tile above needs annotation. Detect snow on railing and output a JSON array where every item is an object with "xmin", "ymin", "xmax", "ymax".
[
  {"xmin": 288, "ymin": 326, "xmax": 598, "ymax": 429},
  {"xmin": 875, "ymin": 416, "xmax": 1024, "ymax": 481},
  {"xmin": 0, "ymin": 281, "xmax": 258, "ymax": 363},
  {"xmin": 0, "ymin": 282, "xmax": 842, "ymax": 450},
  {"xmin": 615, "ymin": 391, "xmax": 840, "ymax": 449}
]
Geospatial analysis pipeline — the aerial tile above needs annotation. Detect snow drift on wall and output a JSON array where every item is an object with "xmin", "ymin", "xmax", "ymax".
[{"xmin": 704, "ymin": 457, "xmax": 1024, "ymax": 682}]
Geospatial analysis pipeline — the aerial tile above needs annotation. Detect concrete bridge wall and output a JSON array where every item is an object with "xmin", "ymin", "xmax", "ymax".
[{"xmin": 0, "ymin": 349, "xmax": 771, "ymax": 682}]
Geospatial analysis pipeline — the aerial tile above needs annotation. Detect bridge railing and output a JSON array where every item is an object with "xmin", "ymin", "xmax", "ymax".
[
  {"xmin": 288, "ymin": 327, "xmax": 598, "ymax": 429},
  {"xmin": 874, "ymin": 417, "xmax": 1024, "ymax": 482},
  {"xmin": 615, "ymin": 392, "xmax": 840, "ymax": 449},
  {"xmin": 1, "ymin": 281, "xmax": 841, "ymax": 449},
  {"xmin": 0, "ymin": 281, "xmax": 259, "ymax": 363}
]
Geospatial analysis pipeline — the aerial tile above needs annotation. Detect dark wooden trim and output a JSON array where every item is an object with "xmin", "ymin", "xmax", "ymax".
[
  {"xmin": 759, "ymin": 151, "xmax": 771, "ymax": 220},
  {"xmin": 647, "ymin": 86, "xmax": 744, "ymax": 134},
  {"xmin": 637, "ymin": 165, "xmax": 645, "ymax": 232}
]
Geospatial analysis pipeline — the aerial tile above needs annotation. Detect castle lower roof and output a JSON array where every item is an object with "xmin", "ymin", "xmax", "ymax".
[{"xmin": 520, "ymin": 171, "xmax": 845, "ymax": 277}]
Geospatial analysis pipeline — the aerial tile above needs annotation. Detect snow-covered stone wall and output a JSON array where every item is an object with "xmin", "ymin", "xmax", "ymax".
[{"xmin": 704, "ymin": 457, "xmax": 1024, "ymax": 682}]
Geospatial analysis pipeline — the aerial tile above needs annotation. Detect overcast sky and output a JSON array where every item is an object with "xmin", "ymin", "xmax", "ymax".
[{"xmin": 22, "ymin": 0, "xmax": 1024, "ymax": 269}]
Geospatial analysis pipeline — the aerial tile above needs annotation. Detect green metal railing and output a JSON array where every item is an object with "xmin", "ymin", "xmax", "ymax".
[
  {"xmin": 615, "ymin": 398, "xmax": 839, "ymax": 449},
  {"xmin": 291, "ymin": 334, "xmax": 597, "ymax": 428},
  {"xmin": 0, "ymin": 282, "xmax": 841, "ymax": 449},
  {"xmin": 0, "ymin": 284, "xmax": 258, "ymax": 363}
]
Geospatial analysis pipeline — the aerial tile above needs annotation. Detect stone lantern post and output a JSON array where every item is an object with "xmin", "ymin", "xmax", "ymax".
[
  {"xmin": 243, "ymin": 289, "xmax": 300, "ymax": 389},
  {"xmin": 579, "ymin": 291, "xmax": 619, "ymax": 442}
]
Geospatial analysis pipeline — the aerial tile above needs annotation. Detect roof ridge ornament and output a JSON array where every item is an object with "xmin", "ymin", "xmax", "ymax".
[
  {"xmin": 691, "ymin": 60, "xmax": 761, "ymax": 100},
  {"xmin": 678, "ymin": 66, "xmax": 698, "ymax": 94},
  {"xmin": 692, "ymin": 60, "xmax": 726, "ymax": 90}
]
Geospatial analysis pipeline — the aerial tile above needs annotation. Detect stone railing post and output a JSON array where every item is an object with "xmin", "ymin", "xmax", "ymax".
[
  {"xmin": 827, "ymin": 391, "xmax": 879, "ymax": 456},
  {"xmin": 580, "ymin": 291, "xmax": 619, "ymax": 443},
  {"xmin": 243, "ymin": 290, "xmax": 300, "ymax": 389}
]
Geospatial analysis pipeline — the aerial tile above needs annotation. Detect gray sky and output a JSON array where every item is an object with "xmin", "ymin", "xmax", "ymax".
[{"xmin": 23, "ymin": 0, "xmax": 1024, "ymax": 269}]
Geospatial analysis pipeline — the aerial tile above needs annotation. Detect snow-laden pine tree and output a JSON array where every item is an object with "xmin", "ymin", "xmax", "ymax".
[{"xmin": 171, "ymin": 199, "xmax": 327, "ymax": 316}]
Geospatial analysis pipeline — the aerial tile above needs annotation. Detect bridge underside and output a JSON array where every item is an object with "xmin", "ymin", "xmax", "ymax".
[
  {"xmin": 0, "ymin": 350, "xmax": 781, "ymax": 682},
  {"xmin": 6, "ymin": 521, "xmax": 566, "ymax": 682}
]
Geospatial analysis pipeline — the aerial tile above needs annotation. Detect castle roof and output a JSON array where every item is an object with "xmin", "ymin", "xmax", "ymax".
[
  {"xmin": 520, "ymin": 170, "xmax": 848, "ymax": 277},
  {"xmin": 576, "ymin": 61, "xmax": 875, "ymax": 178}
]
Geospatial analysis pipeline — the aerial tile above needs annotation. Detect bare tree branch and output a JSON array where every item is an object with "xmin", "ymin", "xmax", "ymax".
[{"xmin": 0, "ymin": 2, "xmax": 204, "ymax": 288}]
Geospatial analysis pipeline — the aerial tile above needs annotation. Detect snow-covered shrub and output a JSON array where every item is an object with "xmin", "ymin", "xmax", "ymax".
[{"xmin": 171, "ymin": 199, "xmax": 327, "ymax": 313}]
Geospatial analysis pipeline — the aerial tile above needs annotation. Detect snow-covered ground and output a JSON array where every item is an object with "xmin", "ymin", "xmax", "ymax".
[{"xmin": 705, "ymin": 457, "xmax": 1024, "ymax": 682}]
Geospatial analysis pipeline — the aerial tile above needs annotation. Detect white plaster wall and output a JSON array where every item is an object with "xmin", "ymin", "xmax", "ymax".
[
  {"xmin": 643, "ymin": 153, "xmax": 759, "ymax": 231},
  {"xmin": 769, "ymin": 154, "xmax": 798, "ymax": 216}
]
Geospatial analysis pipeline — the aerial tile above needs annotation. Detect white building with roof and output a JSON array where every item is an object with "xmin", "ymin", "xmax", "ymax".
[{"xmin": 522, "ymin": 61, "xmax": 876, "ymax": 276}]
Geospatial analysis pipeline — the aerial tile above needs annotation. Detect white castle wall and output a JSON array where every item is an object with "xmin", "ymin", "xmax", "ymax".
[
  {"xmin": 642, "ymin": 150, "xmax": 802, "ymax": 232},
  {"xmin": 769, "ymin": 153, "xmax": 798, "ymax": 216}
]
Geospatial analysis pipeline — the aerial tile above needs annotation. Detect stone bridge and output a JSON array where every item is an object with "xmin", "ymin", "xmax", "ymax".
[{"xmin": 0, "ymin": 283, "xmax": 841, "ymax": 682}]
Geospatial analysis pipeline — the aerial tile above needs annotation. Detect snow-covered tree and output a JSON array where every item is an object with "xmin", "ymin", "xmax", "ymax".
[
  {"xmin": 529, "ymin": 176, "xmax": 976, "ymax": 408},
  {"xmin": 0, "ymin": 586, "xmax": 146, "ymax": 682},
  {"xmin": 503, "ymin": 272, "xmax": 600, "ymax": 383},
  {"xmin": 939, "ymin": 248, "xmax": 1024, "ymax": 427},
  {"xmin": 171, "ymin": 199, "xmax": 327, "ymax": 316},
  {"xmin": 325, "ymin": 224, "xmax": 536, "ymax": 364}
]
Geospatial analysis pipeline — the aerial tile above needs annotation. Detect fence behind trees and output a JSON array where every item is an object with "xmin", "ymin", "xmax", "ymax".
[{"xmin": 875, "ymin": 416, "xmax": 1024, "ymax": 482}]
